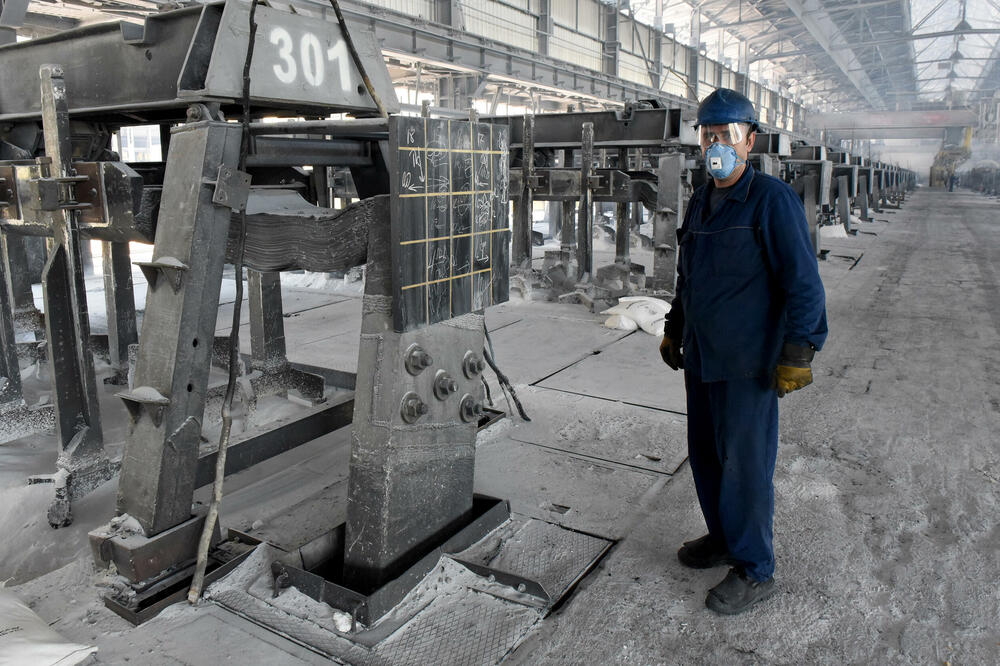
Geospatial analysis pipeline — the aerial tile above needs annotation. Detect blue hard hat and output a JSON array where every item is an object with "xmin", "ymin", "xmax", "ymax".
[{"xmin": 695, "ymin": 89, "xmax": 758, "ymax": 130}]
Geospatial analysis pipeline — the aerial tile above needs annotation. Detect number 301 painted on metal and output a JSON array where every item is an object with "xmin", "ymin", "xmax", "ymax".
[{"xmin": 269, "ymin": 27, "xmax": 351, "ymax": 89}]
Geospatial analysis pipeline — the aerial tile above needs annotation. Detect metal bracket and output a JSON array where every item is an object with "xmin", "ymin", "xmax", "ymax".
[
  {"xmin": 116, "ymin": 386, "xmax": 171, "ymax": 426},
  {"xmin": 135, "ymin": 256, "xmax": 189, "ymax": 292},
  {"xmin": 211, "ymin": 165, "xmax": 251, "ymax": 212}
]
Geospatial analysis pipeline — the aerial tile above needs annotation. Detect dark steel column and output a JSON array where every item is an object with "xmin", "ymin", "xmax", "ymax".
[
  {"xmin": 837, "ymin": 175, "xmax": 851, "ymax": 234},
  {"xmin": 545, "ymin": 151, "xmax": 563, "ymax": 241},
  {"xmin": 511, "ymin": 114, "xmax": 534, "ymax": 268},
  {"xmin": 247, "ymin": 270, "xmax": 286, "ymax": 370},
  {"xmin": 39, "ymin": 65, "xmax": 105, "ymax": 494},
  {"xmin": 802, "ymin": 175, "xmax": 819, "ymax": 256},
  {"xmin": 116, "ymin": 119, "xmax": 243, "ymax": 536},
  {"xmin": 576, "ymin": 122, "xmax": 593, "ymax": 279},
  {"xmin": 614, "ymin": 148, "xmax": 630, "ymax": 265},
  {"xmin": 102, "ymin": 241, "xmax": 138, "ymax": 381},
  {"xmin": 652, "ymin": 153, "xmax": 684, "ymax": 292},
  {"xmin": 1, "ymin": 234, "xmax": 39, "ymax": 324},
  {"xmin": 0, "ymin": 243, "xmax": 21, "ymax": 405},
  {"xmin": 858, "ymin": 175, "xmax": 870, "ymax": 221},
  {"xmin": 872, "ymin": 173, "xmax": 883, "ymax": 214},
  {"xmin": 560, "ymin": 200, "xmax": 576, "ymax": 252}
]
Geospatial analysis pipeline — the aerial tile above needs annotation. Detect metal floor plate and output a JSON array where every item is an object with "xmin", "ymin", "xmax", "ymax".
[
  {"xmin": 210, "ymin": 546, "xmax": 541, "ymax": 666},
  {"xmin": 374, "ymin": 588, "xmax": 537, "ymax": 666},
  {"xmin": 209, "ymin": 517, "xmax": 612, "ymax": 665},
  {"xmin": 451, "ymin": 518, "xmax": 613, "ymax": 607}
]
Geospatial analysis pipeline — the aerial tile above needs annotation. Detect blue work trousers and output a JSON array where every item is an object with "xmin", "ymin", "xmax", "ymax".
[{"xmin": 684, "ymin": 371, "xmax": 779, "ymax": 581}]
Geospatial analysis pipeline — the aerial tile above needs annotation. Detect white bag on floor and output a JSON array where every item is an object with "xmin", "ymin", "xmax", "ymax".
[
  {"xmin": 0, "ymin": 589, "xmax": 96, "ymax": 665},
  {"xmin": 601, "ymin": 296, "xmax": 670, "ymax": 336}
]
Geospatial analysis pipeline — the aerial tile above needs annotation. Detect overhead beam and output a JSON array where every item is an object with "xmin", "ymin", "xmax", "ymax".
[
  {"xmin": 807, "ymin": 109, "xmax": 979, "ymax": 130},
  {"xmin": 752, "ymin": 28, "xmax": 1000, "ymax": 62},
  {"xmin": 705, "ymin": 0, "xmax": 900, "ymax": 31},
  {"xmin": 827, "ymin": 128, "xmax": 945, "ymax": 141},
  {"xmin": 972, "ymin": 26, "xmax": 1000, "ymax": 100},
  {"xmin": 781, "ymin": 0, "xmax": 885, "ymax": 110}
]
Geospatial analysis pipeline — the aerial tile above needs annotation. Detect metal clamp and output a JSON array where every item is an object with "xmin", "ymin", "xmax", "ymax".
[{"xmin": 210, "ymin": 165, "xmax": 252, "ymax": 212}]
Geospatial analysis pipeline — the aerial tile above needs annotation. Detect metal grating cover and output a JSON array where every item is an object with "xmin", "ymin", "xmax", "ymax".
[
  {"xmin": 374, "ymin": 589, "xmax": 536, "ymax": 666},
  {"xmin": 452, "ymin": 518, "xmax": 613, "ymax": 605}
]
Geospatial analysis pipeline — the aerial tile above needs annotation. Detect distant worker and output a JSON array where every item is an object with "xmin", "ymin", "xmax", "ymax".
[{"xmin": 659, "ymin": 89, "xmax": 828, "ymax": 614}]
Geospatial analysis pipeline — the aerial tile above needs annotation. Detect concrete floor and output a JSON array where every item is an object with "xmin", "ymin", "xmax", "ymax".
[{"xmin": 3, "ymin": 188, "xmax": 998, "ymax": 664}]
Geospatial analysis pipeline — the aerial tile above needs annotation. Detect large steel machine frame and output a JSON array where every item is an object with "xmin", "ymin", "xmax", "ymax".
[{"xmin": 0, "ymin": 1, "xmax": 513, "ymax": 624}]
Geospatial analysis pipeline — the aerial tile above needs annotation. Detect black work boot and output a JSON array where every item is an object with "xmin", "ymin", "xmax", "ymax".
[
  {"xmin": 705, "ymin": 567, "xmax": 776, "ymax": 615},
  {"xmin": 677, "ymin": 534, "xmax": 731, "ymax": 569}
]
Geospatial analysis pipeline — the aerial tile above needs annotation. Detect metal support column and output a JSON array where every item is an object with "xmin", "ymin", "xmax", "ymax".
[
  {"xmin": 858, "ymin": 175, "xmax": 870, "ymax": 221},
  {"xmin": 560, "ymin": 200, "xmax": 576, "ymax": 253},
  {"xmin": 2, "ymin": 233, "xmax": 42, "ymax": 332},
  {"xmin": 244, "ymin": 269, "xmax": 325, "ymax": 405},
  {"xmin": 537, "ymin": 0, "xmax": 552, "ymax": 56},
  {"xmin": 545, "ymin": 150, "xmax": 563, "ymax": 241},
  {"xmin": 115, "ymin": 118, "xmax": 243, "ymax": 539},
  {"xmin": 652, "ymin": 153, "xmax": 684, "ymax": 292},
  {"xmin": 343, "ymin": 214, "xmax": 485, "ymax": 591},
  {"xmin": 0, "ymin": 242, "xmax": 20, "ymax": 405},
  {"xmin": 247, "ymin": 270, "xmax": 286, "ymax": 371},
  {"xmin": 512, "ymin": 114, "xmax": 533, "ymax": 269},
  {"xmin": 837, "ymin": 175, "xmax": 851, "ymax": 234},
  {"xmin": 614, "ymin": 148, "xmax": 630, "ymax": 265},
  {"xmin": 37, "ymin": 64, "xmax": 109, "ymax": 527},
  {"xmin": 802, "ymin": 175, "xmax": 819, "ymax": 257},
  {"xmin": 241, "ymin": 269, "xmax": 320, "ymax": 391},
  {"xmin": 576, "ymin": 123, "xmax": 593, "ymax": 280},
  {"xmin": 102, "ymin": 241, "xmax": 138, "ymax": 384}
]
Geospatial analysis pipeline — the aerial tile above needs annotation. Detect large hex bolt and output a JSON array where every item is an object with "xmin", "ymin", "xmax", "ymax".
[
  {"xmin": 462, "ymin": 351, "xmax": 485, "ymax": 379},
  {"xmin": 459, "ymin": 394, "xmax": 483, "ymax": 423},
  {"xmin": 400, "ymin": 391, "xmax": 429, "ymax": 423},
  {"xmin": 433, "ymin": 370, "xmax": 459, "ymax": 401},
  {"xmin": 404, "ymin": 343, "xmax": 433, "ymax": 376}
]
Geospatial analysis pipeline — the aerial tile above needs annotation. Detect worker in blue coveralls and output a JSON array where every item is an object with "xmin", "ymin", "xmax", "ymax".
[{"xmin": 660, "ymin": 89, "xmax": 828, "ymax": 615}]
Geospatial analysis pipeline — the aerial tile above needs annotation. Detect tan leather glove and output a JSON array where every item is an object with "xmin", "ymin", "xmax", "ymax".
[
  {"xmin": 659, "ymin": 336, "xmax": 683, "ymax": 371},
  {"xmin": 774, "ymin": 342, "xmax": 815, "ymax": 397}
]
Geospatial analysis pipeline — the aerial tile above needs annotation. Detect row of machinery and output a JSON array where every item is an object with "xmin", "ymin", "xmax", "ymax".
[{"xmin": 0, "ymin": 0, "xmax": 915, "ymax": 660}]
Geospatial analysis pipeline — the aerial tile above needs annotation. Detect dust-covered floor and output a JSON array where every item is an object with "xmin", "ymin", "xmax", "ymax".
[
  {"xmin": 505, "ymin": 189, "xmax": 1000, "ymax": 665},
  {"xmin": 2, "ymin": 188, "xmax": 998, "ymax": 665}
]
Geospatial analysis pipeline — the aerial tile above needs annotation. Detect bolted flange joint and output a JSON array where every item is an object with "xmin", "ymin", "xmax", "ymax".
[
  {"xmin": 433, "ymin": 370, "xmax": 459, "ymax": 401},
  {"xmin": 459, "ymin": 394, "xmax": 483, "ymax": 423},
  {"xmin": 400, "ymin": 391, "xmax": 429, "ymax": 423},
  {"xmin": 462, "ymin": 351, "xmax": 486, "ymax": 379},
  {"xmin": 404, "ymin": 343, "xmax": 434, "ymax": 376}
]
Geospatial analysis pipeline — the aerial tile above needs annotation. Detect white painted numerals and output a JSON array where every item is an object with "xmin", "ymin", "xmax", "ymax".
[
  {"xmin": 270, "ymin": 27, "xmax": 296, "ymax": 84},
  {"xmin": 268, "ymin": 27, "xmax": 352, "ymax": 91}
]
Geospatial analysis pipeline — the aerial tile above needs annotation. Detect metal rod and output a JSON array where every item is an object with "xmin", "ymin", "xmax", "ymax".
[
  {"xmin": 614, "ymin": 147, "xmax": 630, "ymax": 265},
  {"xmin": 247, "ymin": 118, "xmax": 388, "ymax": 137},
  {"xmin": 577, "ymin": 122, "xmax": 593, "ymax": 280}
]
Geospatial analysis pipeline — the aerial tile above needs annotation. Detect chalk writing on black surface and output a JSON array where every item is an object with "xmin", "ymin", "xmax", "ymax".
[{"xmin": 391, "ymin": 116, "xmax": 511, "ymax": 332}]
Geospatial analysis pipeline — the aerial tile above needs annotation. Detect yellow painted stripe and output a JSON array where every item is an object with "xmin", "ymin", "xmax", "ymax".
[
  {"xmin": 399, "ymin": 228, "xmax": 509, "ymax": 245},
  {"xmin": 402, "ymin": 267, "xmax": 493, "ymax": 290}
]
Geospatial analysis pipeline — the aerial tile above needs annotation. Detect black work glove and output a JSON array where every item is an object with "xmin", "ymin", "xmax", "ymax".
[
  {"xmin": 774, "ymin": 342, "xmax": 815, "ymax": 397},
  {"xmin": 660, "ymin": 336, "xmax": 683, "ymax": 371}
]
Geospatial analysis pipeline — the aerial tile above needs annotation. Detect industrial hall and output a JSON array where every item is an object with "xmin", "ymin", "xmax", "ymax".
[{"xmin": 0, "ymin": 0, "xmax": 996, "ymax": 663}]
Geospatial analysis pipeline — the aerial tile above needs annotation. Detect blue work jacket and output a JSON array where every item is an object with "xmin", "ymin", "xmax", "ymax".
[{"xmin": 669, "ymin": 163, "xmax": 828, "ymax": 382}]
